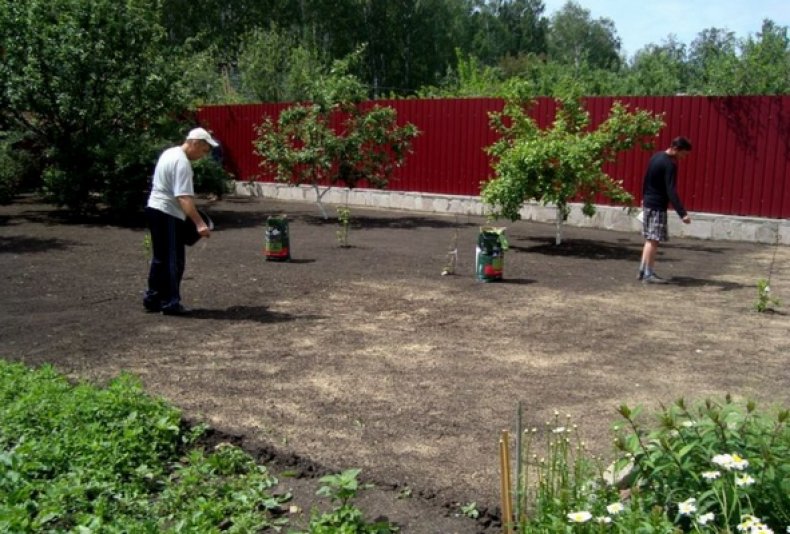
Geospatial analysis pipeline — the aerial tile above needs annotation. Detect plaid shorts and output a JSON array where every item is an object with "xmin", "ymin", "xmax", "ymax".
[{"xmin": 642, "ymin": 208, "xmax": 669, "ymax": 241}]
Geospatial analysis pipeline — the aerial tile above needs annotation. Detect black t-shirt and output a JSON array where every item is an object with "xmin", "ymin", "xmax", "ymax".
[{"xmin": 642, "ymin": 151, "xmax": 687, "ymax": 218}]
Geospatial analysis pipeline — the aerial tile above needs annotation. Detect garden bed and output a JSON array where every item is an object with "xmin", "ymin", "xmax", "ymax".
[{"xmin": 1, "ymin": 195, "xmax": 788, "ymax": 532}]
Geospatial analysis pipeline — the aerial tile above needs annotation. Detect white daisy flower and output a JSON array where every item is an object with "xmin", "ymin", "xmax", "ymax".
[
  {"xmin": 606, "ymin": 502, "xmax": 624, "ymax": 515},
  {"xmin": 729, "ymin": 453, "xmax": 749, "ymax": 470},
  {"xmin": 735, "ymin": 474, "xmax": 755, "ymax": 487},
  {"xmin": 702, "ymin": 470, "xmax": 721, "ymax": 481},
  {"xmin": 567, "ymin": 511, "xmax": 592, "ymax": 523},
  {"xmin": 678, "ymin": 497, "xmax": 697, "ymax": 516},
  {"xmin": 698, "ymin": 512, "xmax": 715, "ymax": 525},
  {"xmin": 737, "ymin": 515, "xmax": 760, "ymax": 531},
  {"xmin": 596, "ymin": 516, "xmax": 612, "ymax": 524}
]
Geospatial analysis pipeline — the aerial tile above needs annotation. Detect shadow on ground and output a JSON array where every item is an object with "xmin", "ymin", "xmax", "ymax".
[
  {"xmin": 669, "ymin": 276, "xmax": 746, "ymax": 291},
  {"xmin": 0, "ymin": 235, "xmax": 81, "ymax": 254},
  {"xmin": 189, "ymin": 306, "xmax": 323, "ymax": 323}
]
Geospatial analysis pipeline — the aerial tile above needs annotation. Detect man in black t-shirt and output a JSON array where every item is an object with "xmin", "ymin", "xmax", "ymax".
[{"xmin": 638, "ymin": 136, "xmax": 692, "ymax": 283}]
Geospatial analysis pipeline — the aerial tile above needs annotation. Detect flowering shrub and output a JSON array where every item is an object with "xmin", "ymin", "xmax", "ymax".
[
  {"xmin": 614, "ymin": 397, "xmax": 789, "ymax": 531},
  {"xmin": 509, "ymin": 398, "xmax": 788, "ymax": 533}
]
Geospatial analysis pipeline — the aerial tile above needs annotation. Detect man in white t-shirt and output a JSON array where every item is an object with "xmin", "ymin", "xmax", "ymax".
[{"xmin": 143, "ymin": 127, "xmax": 218, "ymax": 315}]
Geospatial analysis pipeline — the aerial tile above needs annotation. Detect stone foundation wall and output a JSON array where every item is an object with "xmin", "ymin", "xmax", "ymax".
[{"xmin": 234, "ymin": 182, "xmax": 790, "ymax": 246}]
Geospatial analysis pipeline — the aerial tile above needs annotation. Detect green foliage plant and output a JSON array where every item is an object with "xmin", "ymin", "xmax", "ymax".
[
  {"xmin": 253, "ymin": 51, "xmax": 419, "ymax": 219},
  {"xmin": 460, "ymin": 501, "xmax": 480, "ymax": 519},
  {"xmin": 754, "ymin": 278, "xmax": 781, "ymax": 313},
  {"xmin": 512, "ymin": 411, "xmax": 676, "ymax": 532},
  {"xmin": 0, "ymin": 131, "xmax": 28, "ymax": 204},
  {"xmin": 237, "ymin": 24, "xmax": 325, "ymax": 103},
  {"xmin": 154, "ymin": 444, "xmax": 290, "ymax": 532},
  {"xmin": 505, "ymin": 398, "xmax": 788, "ymax": 532},
  {"xmin": 308, "ymin": 468, "xmax": 397, "ymax": 533},
  {"xmin": 143, "ymin": 233, "xmax": 153, "ymax": 256},
  {"xmin": 192, "ymin": 156, "xmax": 234, "ymax": 199},
  {"xmin": 417, "ymin": 49, "xmax": 507, "ymax": 98},
  {"xmin": 614, "ymin": 397, "xmax": 789, "ymax": 531},
  {"xmin": 0, "ymin": 0, "xmax": 190, "ymax": 215},
  {"xmin": 0, "ymin": 360, "xmax": 291, "ymax": 532},
  {"xmin": 482, "ymin": 80, "xmax": 664, "ymax": 244},
  {"xmin": 337, "ymin": 206, "xmax": 352, "ymax": 247}
]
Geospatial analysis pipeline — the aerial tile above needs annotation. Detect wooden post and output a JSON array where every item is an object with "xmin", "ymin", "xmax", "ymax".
[{"xmin": 499, "ymin": 430, "xmax": 513, "ymax": 532}]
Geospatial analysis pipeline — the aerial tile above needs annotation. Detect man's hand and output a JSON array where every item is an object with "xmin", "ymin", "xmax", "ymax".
[{"xmin": 177, "ymin": 195, "xmax": 210, "ymax": 237}]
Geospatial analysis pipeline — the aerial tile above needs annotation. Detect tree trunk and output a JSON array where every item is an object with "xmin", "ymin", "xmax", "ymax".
[
  {"xmin": 555, "ymin": 210, "xmax": 563, "ymax": 245},
  {"xmin": 312, "ymin": 184, "xmax": 329, "ymax": 219}
]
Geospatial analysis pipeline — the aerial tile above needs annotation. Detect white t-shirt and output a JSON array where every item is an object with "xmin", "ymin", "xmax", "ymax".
[{"xmin": 147, "ymin": 146, "xmax": 194, "ymax": 220}]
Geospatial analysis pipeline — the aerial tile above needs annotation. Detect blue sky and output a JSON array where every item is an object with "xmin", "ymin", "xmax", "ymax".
[{"xmin": 542, "ymin": 0, "xmax": 790, "ymax": 58}]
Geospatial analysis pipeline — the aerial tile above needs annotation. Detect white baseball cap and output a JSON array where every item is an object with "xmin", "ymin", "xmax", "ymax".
[{"xmin": 186, "ymin": 127, "xmax": 219, "ymax": 147}]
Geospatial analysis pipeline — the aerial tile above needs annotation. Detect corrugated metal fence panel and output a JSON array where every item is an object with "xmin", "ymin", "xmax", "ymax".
[
  {"xmin": 196, "ymin": 96, "xmax": 789, "ymax": 219},
  {"xmin": 376, "ymin": 98, "xmax": 504, "ymax": 195}
]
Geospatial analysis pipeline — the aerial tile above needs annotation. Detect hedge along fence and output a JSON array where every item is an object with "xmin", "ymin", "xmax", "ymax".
[{"xmin": 197, "ymin": 96, "xmax": 790, "ymax": 220}]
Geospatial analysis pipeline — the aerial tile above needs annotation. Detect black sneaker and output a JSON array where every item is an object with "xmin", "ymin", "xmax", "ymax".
[
  {"xmin": 161, "ymin": 304, "xmax": 191, "ymax": 316},
  {"xmin": 637, "ymin": 270, "xmax": 645, "ymax": 281},
  {"xmin": 642, "ymin": 273, "xmax": 668, "ymax": 284}
]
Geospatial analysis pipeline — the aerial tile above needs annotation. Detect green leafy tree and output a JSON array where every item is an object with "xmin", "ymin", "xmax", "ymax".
[
  {"xmin": 482, "ymin": 82, "xmax": 664, "ymax": 244},
  {"xmin": 359, "ymin": 0, "xmax": 464, "ymax": 95},
  {"xmin": 464, "ymin": 0, "xmax": 549, "ymax": 66},
  {"xmin": 179, "ymin": 40, "xmax": 245, "ymax": 105},
  {"xmin": 623, "ymin": 38, "xmax": 689, "ymax": 95},
  {"xmin": 731, "ymin": 19, "xmax": 790, "ymax": 94},
  {"xmin": 687, "ymin": 27, "xmax": 739, "ymax": 95},
  {"xmin": 0, "ymin": 0, "xmax": 189, "ymax": 214},
  {"xmin": 253, "ymin": 53, "xmax": 420, "ymax": 218},
  {"xmin": 498, "ymin": 0, "xmax": 549, "ymax": 57},
  {"xmin": 159, "ymin": 0, "xmax": 287, "ymax": 53},
  {"xmin": 417, "ymin": 49, "xmax": 506, "ymax": 97},
  {"xmin": 547, "ymin": 1, "xmax": 622, "ymax": 71},
  {"xmin": 237, "ymin": 24, "xmax": 325, "ymax": 103},
  {"xmin": 0, "ymin": 131, "xmax": 36, "ymax": 204}
]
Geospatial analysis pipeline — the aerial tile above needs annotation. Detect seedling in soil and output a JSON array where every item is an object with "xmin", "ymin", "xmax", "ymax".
[
  {"xmin": 755, "ymin": 278, "xmax": 781, "ymax": 312},
  {"xmin": 142, "ymin": 233, "xmax": 152, "ymax": 255},
  {"xmin": 460, "ymin": 502, "xmax": 479, "ymax": 519},
  {"xmin": 442, "ymin": 227, "xmax": 458, "ymax": 275},
  {"xmin": 337, "ymin": 206, "xmax": 351, "ymax": 247},
  {"xmin": 310, "ymin": 468, "xmax": 397, "ymax": 532}
]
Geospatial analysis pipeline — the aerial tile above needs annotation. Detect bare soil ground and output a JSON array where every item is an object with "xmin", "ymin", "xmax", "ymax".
[{"xmin": 1, "ymin": 195, "xmax": 788, "ymax": 533}]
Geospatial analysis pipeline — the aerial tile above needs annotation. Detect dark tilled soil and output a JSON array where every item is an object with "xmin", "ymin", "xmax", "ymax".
[{"xmin": 1, "ymin": 195, "xmax": 788, "ymax": 533}]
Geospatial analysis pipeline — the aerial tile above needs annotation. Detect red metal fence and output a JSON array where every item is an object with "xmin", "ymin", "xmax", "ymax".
[{"xmin": 197, "ymin": 96, "xmax": 790, "ymax": 219}]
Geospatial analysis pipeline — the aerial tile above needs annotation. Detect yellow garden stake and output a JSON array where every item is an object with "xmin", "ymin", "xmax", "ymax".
[{"xmin": 499, "ymin": 430, "xmax": 514, "ymax": 532}]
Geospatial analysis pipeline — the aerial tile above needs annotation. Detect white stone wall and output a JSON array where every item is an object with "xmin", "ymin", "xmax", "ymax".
[{"xmin": 233, "ymin": 182, "xmax": 790, "ymax": 246}]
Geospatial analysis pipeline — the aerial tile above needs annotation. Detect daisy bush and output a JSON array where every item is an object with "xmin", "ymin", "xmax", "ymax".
[
  {"xmin": 509, "ymin": 397, "xmax": 788, "ymax": 533},
  {"xmin": 613, "ymin": 397, "xmax": 789, "ymax": 531}
]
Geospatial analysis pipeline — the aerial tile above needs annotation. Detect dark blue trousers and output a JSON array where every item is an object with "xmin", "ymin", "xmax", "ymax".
[{"xmin": 144, "ymin": 207, "xmax": 186, "ymax": 312}]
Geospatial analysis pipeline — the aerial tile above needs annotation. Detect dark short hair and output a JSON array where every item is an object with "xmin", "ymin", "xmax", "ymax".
[{"xmin": 671, "ymin": 136, "xmax": 692, "ymax": 151}]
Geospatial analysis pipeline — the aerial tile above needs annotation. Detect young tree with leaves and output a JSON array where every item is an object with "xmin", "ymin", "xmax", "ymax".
[
  {"xmin": 253, "ymin": 53, "xmax": 420, "ymax": 218},
  {"xmin": 482, "ymin": 82, "xmax": 664, "ymax": 244}
]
